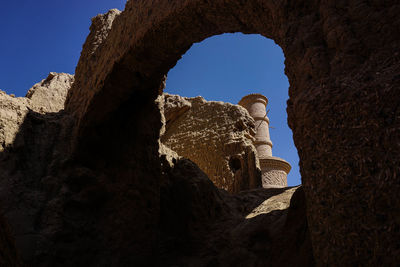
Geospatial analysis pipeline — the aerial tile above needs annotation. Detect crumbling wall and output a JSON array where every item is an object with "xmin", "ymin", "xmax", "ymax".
[
  {"xmin": 0, "ymin": 73, "xmax": 75, "ymax": 265},
  {"xmin": 26, "ymin": 72, "xmax": 74, "ymax": 113},
  {"xmin": 0, "ymin": 91, "xmax": 30, "ymax": 152},
  {"xmin": 0, "ymin": 73, "xmax": 73, "ymax": 151},
  {"xmin": 161, "ymin": 93, "xmax": 261, "ymax": 193}
]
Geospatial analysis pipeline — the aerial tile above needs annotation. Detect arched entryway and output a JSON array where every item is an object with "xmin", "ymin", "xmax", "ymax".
[{"xmin": 163, "ymin": 32, "xmax": 301, "ymax": 190}]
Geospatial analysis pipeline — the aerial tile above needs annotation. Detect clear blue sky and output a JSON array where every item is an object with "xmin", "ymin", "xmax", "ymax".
[
  {"xmin": 0, "ymin": 1, "xmax": 301, "ymax": 186},
  {"xmin": 0, "ymin": 0, "xmax": 126, "ymax": 95}
]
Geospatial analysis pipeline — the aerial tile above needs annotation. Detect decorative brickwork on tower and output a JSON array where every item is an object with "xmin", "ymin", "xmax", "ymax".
[{"xmin": 239, "ymin": 94, "xmax": 291, "ymax": 188}]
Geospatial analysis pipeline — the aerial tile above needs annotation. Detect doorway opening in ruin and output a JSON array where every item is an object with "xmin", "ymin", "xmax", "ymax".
[{"xmin": 162, "ymin": 33, "xmax": 300, "ymax": 192}]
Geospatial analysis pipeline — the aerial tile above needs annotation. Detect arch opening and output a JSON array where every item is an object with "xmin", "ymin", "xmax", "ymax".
[{"xmin": 161, "ymin": 33, "xmax": 300, "ymax": 192}]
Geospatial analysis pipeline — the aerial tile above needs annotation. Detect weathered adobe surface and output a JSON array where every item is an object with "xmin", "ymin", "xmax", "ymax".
[
  {"xmin": 161, "ymin": 93, "xmax": 261, "ymax": 193},
  {"xmin": 62, "ymin": 0, "xmax": 400, "ymax": 265},
  {"xmin": 0, "ymin": 0, "xmax": 399, "ymax": 266},
  {"xmin": 0, "ymin": 73, "xmax": 76, "ymax": 265},
  {"xmin": 0, "ymin": 73, "xmax": 74, "ymax": 151}
]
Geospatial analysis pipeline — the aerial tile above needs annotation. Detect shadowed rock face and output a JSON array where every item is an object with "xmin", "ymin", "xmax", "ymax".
[
  {"xmin": 0, "ymin": 213, "xmax": 21, "ymax": 266},
  {"xmin": 160, "ymin": 158, "xmax": 313, "ymax": 267},
  {"xmin": 0, "ymin": 0, "xmax": 399, "ymax": 266}
]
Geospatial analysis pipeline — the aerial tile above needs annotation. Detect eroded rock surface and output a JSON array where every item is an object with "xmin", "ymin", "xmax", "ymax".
[
  {"xmin": 0, "ymin": 73, "xmax": 75, "ymax": 265},
  {"xmin": 26, "ymin": 72, "xmax": 74, "ymax": 113},
  {"xmin": 0, "ymin": 73, "xmax": 73, "ymax": 152},
  {"xmin": 161, "ymin": 93, "xmax": 261, "ymax": 193},
  {"xmin": 0, "ymin": 91, "xmax": 30, "ymax": 152}
]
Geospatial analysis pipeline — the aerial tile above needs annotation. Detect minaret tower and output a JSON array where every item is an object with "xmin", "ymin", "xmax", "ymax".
[{"xmin": 239, "ymin": 94, "xmax": 291, "ymax": 188}]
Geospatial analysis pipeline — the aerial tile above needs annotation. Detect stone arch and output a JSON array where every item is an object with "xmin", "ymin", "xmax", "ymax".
[
  {"xmin": 63, "ymin": 1, "xmax": 400, "ymax": 266},
  {"xmin": 65, "ymin": 1, "xmax": 290, "ymax": 131}
]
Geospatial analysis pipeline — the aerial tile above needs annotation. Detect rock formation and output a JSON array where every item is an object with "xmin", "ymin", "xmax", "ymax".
[
  {"xmin": 0, "ymin": 0, "xmax": 399, "ymax": 266},
  {"xmin": 161, "ymin": 93, "xmax": 261, "ymax": 193}
]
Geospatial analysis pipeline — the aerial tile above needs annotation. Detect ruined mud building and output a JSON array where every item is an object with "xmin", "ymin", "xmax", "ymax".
[{"xmin": 0, "ymin": 1, "xmax": 399, "ymax": 266}]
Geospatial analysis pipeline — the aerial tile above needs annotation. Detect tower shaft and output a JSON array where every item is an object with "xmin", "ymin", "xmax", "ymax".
[{"xmin": 239, "ymin": 94, "xmax": 291, "ymax": 188}]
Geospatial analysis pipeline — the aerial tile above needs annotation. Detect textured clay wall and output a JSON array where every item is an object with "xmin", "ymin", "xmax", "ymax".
[
  {"xmin": 161, "ymin": 94, "xmax": 261, "ymax": 193},
  {"xmin": 0, "ymin": 73, "xmax": 74, "ymax": 152},
  {"xmin": 0, "ymin": 73, "xmax": 75, "ymax": 265}
]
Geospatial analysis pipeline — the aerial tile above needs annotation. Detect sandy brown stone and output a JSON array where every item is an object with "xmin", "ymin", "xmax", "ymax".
[
  {"xmin": 161, "ymin": 93, "xmax": 261, "ymax": 193},
  {"xmin": 26, "ymin": 72, "xmax": 74, "ymax": 113},
  {"xmin": 0, "ymin": 72, "xmax": 73, "ymax": 152},
  {"xmin": 162, "ymin": 93, "xmax": 192, "ymax": 131},
  {"xmin": 0, "ymin": 91, "xmax": 30, "ymax": 152}
]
